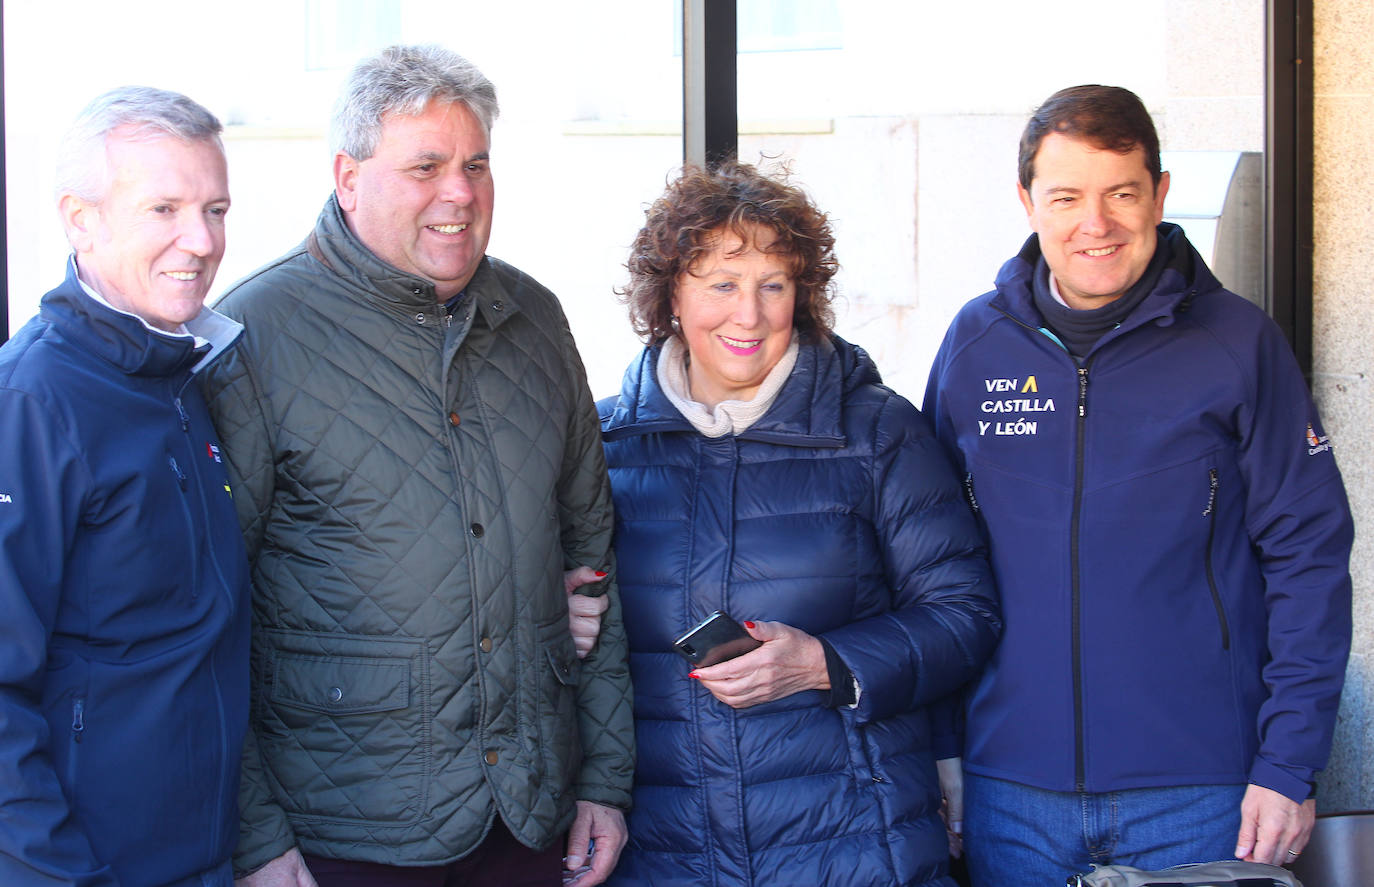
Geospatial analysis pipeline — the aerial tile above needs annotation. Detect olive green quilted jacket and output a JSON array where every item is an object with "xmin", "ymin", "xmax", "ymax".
[{"xmin": 203, "ymin": 197, "xmax": 633, "ymax": 874}]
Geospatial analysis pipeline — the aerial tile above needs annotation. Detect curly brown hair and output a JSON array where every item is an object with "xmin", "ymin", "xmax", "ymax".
[{"xmin": 622, "ymin": 161, "xmax": 838, "ymax": 344}]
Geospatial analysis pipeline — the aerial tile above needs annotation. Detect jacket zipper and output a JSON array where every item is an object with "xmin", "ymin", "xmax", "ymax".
[
  {"xmin": 67, "ymin": 697, "xmax": 85, "ymax": 794},
  {"xmin": 1071, "ymin": 363, "xmax": 1089, "ymax": 792},
  {"xmin": 173, "ymin": 378, "xmax": 233, "ymax": 867},
  {"xmin": 962, "ymin": 473, "xmax": 980, "ymax": 514},
  {"xmin": 991, "ymin": 305, "xmax": 1095, "ymax": 791},
  {"xmin": 1203, "ymin": 468, "xmax": 1231, "ymax": 650},
  {"xmin": 168, "ymin": 455, "xmax": 187, "ymax": 490}
]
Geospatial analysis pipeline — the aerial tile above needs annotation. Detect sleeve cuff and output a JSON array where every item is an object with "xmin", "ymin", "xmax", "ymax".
[
  {"xmin": 819, "ymin": 638, "xmax": 859, "ymax": 709},
  {"xmin": 1248, "ymin": 757, "xmax": 1318, "ymax": 805}
]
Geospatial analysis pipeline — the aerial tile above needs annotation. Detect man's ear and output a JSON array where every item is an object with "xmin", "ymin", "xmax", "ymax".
[
  {"xmin": 58, "ymin": 193, "xmax": 97, "ymax": 253},
  {"xmin": 334, "ymin": 152, "xmax": 359, "ymax": 212},
  {"xmin": 1016, "ymin": 182, "xmax": 1038, "ymax": 232},
  {"xmin": 1153, "ymin": 170, "xmax": 1171, "ymax": 223}
]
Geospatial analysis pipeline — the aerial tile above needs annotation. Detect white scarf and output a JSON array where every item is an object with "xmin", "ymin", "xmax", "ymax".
[{"xmin": 656, "ymin": 333, "xmax": 799, "ymax": 438}]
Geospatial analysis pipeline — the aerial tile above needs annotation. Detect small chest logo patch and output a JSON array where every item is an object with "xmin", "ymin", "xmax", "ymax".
[
  {"xmin": 978, "ymin": 374, "xmax": 1053, "ymax": 436},
  {"xmin": 206, "ymin": 442, "xmax": 222, "ymax": 463}
]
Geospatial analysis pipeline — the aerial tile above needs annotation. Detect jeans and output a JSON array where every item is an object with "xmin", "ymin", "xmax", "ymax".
[{"xmin": 963, "ymin": 773, "xmax": 1246, "ymax": 887}]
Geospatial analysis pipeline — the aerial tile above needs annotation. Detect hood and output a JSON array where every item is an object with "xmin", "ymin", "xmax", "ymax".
[
  {"xmin": 38, "ymin": 262, "xmax": 238, "ymax": 379},
  {"xmin": 990, "ymin": 222, "xmax": 1222, "ymax": 335}
]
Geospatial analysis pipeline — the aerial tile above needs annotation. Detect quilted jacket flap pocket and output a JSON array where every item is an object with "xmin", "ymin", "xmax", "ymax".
[
  {"xmin": 544, "ymin": 643, "xmax": 581, "ymax": 687},
  {"xmin": 272, "ymin": 652, "xmax": 410, "ymax": 715}
]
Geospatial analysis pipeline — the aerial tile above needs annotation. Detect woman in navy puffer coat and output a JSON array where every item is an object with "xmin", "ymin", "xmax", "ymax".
[{"xmin": 598, "ymin": 162, "xmax": 1000, "ymax": 887}]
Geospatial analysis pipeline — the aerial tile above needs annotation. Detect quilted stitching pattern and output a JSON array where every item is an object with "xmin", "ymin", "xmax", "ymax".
[{"xmin": 204, "ymin": 201, "xmax": 633, "ymax": 871}]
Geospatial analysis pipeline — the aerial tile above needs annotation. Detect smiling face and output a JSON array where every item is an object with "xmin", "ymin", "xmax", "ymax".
[
  {"xmin": 671, "ymin": 225, "xmax": 796, "ymax": 410},
  {"xmin": 335, "ymin": 100, "xmax": 494, "ymax": 299},
  {"xmin": 1018, "ymin": 132, "xmax": 1170, "ymax": 309},
  {"xmin": 61, "ymin": 128, "xmax": 229, "ymax": 332}
]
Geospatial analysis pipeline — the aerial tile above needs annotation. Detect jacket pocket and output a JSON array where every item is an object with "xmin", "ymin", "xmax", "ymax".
[
  {"xmin": 167, "ymin": 454, "xmax": 202, "ymax": 597},
  {"xmin": 64, "ymin": 697, "xmax": 85, "ymax": 801},
  {"xmin": 839, "ymin": 711, "xmax": 878, "ymax": 788},
  {"xmin": 261, "ymin": 631, "xmax": 428, "ymax": 825},
  {"xmin": 535, "ymin": 620, "xmax": 582, "ymax": 799},
  {"xmin": 1202, "ymin": 467, "xmax": 1231, "ymax": 650},
  {"xmin": 272, "ymin": 654, "xmax": 410, "ymax": 715}
]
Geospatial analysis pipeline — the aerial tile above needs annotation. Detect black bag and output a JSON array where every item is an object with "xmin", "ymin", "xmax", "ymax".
[{"xmin": 1067, "ymin": 860, "xmax": 1303, "ymax": 887}]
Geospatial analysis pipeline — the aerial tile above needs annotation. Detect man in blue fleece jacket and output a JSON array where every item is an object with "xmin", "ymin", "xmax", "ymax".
[
  {"xmin": 0, "ymin": 87, "xmax": 249, "ymax": 886},
  {"xmin": 924, "ymin": 85, "xmax": 1353, "ymax": 887}
]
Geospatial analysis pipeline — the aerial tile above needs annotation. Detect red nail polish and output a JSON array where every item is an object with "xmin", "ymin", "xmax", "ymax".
[
  {"xmin": 744, "ymin": 621, "xmax": 756, "ymax": 629},
  {"xmin": 688, "ymin": 672, "xmax": 700, "ymax": 680},
  {"xmin": 594, "ymin": 570, "xmax": 608, "ymax": 578}
]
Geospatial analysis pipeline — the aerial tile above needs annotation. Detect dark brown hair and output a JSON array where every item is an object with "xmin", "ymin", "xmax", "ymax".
[
  {"xmin": 622, "ymin": 160, "xmax": 838, "ymax": 343},
  {"xmin": 1018, "ymin": 85, "xmax": 1162, "ymax": 192}
]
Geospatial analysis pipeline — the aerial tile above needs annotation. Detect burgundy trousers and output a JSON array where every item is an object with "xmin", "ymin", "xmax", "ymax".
[{"xmin": 302, "ymin": 821, "xmax": 565, "ymax": 887}]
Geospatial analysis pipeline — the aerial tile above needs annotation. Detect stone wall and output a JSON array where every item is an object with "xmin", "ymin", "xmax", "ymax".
[{"xmin": 1310, "ymin": 0, "xmax": 1374, "ymax": 812}]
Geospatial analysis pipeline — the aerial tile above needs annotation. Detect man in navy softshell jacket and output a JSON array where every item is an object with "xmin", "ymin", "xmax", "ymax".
[
  {"xmin": 923, "ymin": 85, "xmax": 1353, "ymax": 887},
  {"xmin": 0, "ymin": 87, "xmax": 249, "ymax": 886}
]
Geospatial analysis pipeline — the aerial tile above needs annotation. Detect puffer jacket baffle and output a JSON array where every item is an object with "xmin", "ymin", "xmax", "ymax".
[{"xmin": 599, "ymin": 334, "xmax": 1000, "ymax": 887}]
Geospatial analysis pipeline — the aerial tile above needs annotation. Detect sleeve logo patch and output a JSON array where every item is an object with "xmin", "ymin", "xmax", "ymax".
[{"xmin": 1306, "ymin": 423, "xmax": 1333, "ymax": 455}]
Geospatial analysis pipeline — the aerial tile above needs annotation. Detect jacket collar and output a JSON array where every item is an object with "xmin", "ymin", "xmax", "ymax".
[
  {"xmin": 308, "ymin": 194, "xmax": 520, "ymax": 331},
  {"xmin": 989, "ymin": 223, "xmax": 1219, "ymax": 343},
  {"xmin": 601, "ymin": 334, "xmax": 880, "ymax": 449},
  {"xmin": 40, "ymin": 260, "xmax": 241, "ymax": 378}
]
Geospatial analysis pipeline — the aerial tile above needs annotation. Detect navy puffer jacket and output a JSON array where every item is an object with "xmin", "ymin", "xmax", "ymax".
[{"xmin": 599, "ymin": 335, "xmax": 1000, "ymax": 887}]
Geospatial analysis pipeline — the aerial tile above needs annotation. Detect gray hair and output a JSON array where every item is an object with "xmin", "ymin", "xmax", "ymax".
[
  {"xmin": 331, "ymin": 44, "xmax": 499, "ymax": 160},
  {"xmin": 55, "ymin": 86, "xmax": 224, "ymax": 203}
]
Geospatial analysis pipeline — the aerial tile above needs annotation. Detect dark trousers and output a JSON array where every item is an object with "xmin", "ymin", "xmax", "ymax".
[{"xmin": 302, "ymin": 821, "xmax": 564, "ymax": 887}]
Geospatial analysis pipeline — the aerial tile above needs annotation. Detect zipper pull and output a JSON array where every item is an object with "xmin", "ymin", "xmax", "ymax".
[
  {"xmin": 72, "ymin": 698, "xmax": 85, "ymax": 742},
  {"xmin": 174, "ymin": 398, "xmax": 190, "ymax": 432},
  {"xmin": 1077, "ymin": 367, "xmax": 1089, "ymax": 417},
  {"xmin": 169, "ymin": 456, "xmax": 187, "ymax": 491}
]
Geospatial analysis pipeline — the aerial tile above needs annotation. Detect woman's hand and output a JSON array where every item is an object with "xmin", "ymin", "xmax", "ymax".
[
  {"xmin": 690, "ymin": 620, "xmax": 830, "ymax": 708},
  {"xmin": 564, "ymin": 566, "xmax": 609, "ymax": 659}
]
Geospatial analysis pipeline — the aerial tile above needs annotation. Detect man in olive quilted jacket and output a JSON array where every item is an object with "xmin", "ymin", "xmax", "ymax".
[{"xmin": 204, "ymin": 45, "xmax": 633, "ymax": 887}]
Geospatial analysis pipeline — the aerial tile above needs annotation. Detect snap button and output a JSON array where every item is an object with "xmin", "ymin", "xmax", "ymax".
[
  {"xmin": 414, "ymin": 313, "xmax": 425, "ymax": 324},
  {"xmin": 412, "ymin": 286, "xmax": 423, "ymax": 295},
  {"xmin": 491, "ymin": 300, "xmax": 504, "ymax": 311},
  {"xmin": 328, "ymin": 687, "xmax": 344, "ymax": 703},
  {"xmin": 485, "ymin": 750, "xmax": 499, "ymax": 765},
  {"xmin": 448, "ymin": 412, "xmax": 461, "ymax": 426},
  {"xmin": 480, "ymin": 637, "xmax": 493, "ymax": 653},
  {"xmin": 470, "ymin": 523, "xmax": 484, "ymax": 538}
]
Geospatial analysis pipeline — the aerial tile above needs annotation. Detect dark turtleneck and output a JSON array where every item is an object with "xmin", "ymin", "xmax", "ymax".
[{"xmin": 1032, "ymin": 234, "xmax": 1173, "ymax": 361}]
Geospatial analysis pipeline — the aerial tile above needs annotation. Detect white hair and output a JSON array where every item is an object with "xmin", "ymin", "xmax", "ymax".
[
  {"xmin": 55, "ymin": 86, "xmax": 223, "ymax": 203},
  {"xmin": 331, "ymin": 44, "xmax": 499, "ymax": 160}
]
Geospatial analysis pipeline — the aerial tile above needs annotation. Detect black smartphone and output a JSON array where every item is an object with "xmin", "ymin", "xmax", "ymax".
[{"xmin": 672, "ymin": 610, "xmax": 762, "ymax": 667}]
